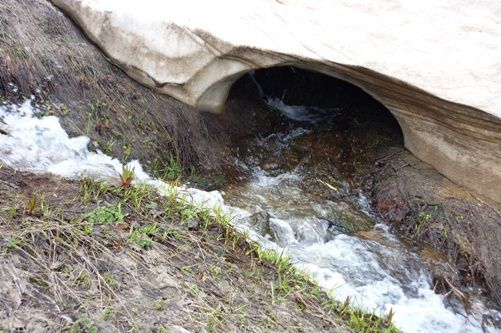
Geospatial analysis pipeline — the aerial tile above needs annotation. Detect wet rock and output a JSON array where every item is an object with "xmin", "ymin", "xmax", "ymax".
[
  {"xmin": 269, "ymin": 218, "xmax": 296, "ymax": 246},
  {"xmin": 313, "ymin": 202, "xmax": 374, "ymax": 234},
  {"xmin": 245, "ymin": 210, "xmax": 271, "ymax": 236}
]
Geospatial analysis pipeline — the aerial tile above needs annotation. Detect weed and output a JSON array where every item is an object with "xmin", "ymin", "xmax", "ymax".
[
  {"xmin": 59, "ymin": 103, "xmax": 70, "ymax": 116},
  {"xmin": 90, "ymin": 100, "xmax": 107, "ymax": 113},
  {"xmin": 101, "ymin": 307, "xmax": 115, "ymax": 321},
  {"xmin": 85, "ymin": 203, "xmax": 124, "ymax": 225},
  {"xmin": 71, "ymin": 315, "xmax": 98, "ymax": 333},
  {"xmin": 206, "ymin": 304, "xmax": 225, "ymax": 332},
  {"xmin": 29, "ymin": 276, "xmax": 49, "ymax": 288},
  {"xmin": 103, "ymin": 140, "xmax": 116, "ymax": 155},
  {"xmin": 103, "ymin": 273, "xmax": 117, "ymax": 289},
  {"xmin": 120, "ymin": 165, "xmax": 134, "ymax": 189},
  {"xmin": 181, "ymin": 265, "xmax": 195, "ymax": 276},
  {"xmin": 7, "ymin": 41, "xmax": 28, "ymax": 58},
  {"xmin": 128, "ymin": 224, "xmax": 159, "ymax": 248},
  {"xmin": 24, "ymin": 194, "xmax": 49, "ymax": 216},
  {"xmin": 5, "ymin": 238, "xmax": 22, "ymax": 250},
  {"xmin": 210, "ymin": 266, "xmax": 222, "ymax": 281},
  {"xmin": 80, "ymin": 177, "xmax": 109, "ymax": 203},
  {"xmin": 150, "ymin": 156, "xmax": 182, "ymax": 182},
  {"xmin": 152, "ymin": 299, "xmax": 167, "ymax": 311},
  {"xmin": 415, "ymin": 212, "xmax": 432, "ymax": 234},
  {"xmin": 74, "ymin": 271, "xmax": 92, "ymax": 288},
  {"xmin": 122, "ymin": 183, "xmax": 153, "ymax": 211},
  {"xmin": 187, "ymin": 284, "xmax": 198, "ymax": 296},
  {"xmin": 4, "ymin": 204, "xmax": 19, "ymax": 218},
  {"xmin": 25, "ymin": 195, "xmax": 37, "ymax": 215},
  {"xmin": 85, "ymin": 112, "xmax": 93, "ymax": 135},
  {"xmin": 123, "ymin": 144, "xmax": 132, "ymax": 161},
  {"xmin": 160, "ymin": 228, "xmax": 181, "ymax": 241}
]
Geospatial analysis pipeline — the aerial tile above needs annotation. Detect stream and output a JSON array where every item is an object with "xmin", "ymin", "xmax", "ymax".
[
  {"xmin": 221, "ymin": 99, "xmax": 500, "ymax": 333},
  {"xmin": 0, "ymin": 98, "xmax": 499, "ymax": 333}
]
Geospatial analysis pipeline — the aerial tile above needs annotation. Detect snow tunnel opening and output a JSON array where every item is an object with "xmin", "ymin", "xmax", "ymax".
[{"xmin": 224, "ymin": 66, "xmax": 404, "ymax": 178}]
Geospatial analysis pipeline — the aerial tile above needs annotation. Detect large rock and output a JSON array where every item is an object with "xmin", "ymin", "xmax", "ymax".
[{"xmin": 52, "ymin": 0, "xmax": 501, "ymax": 203}]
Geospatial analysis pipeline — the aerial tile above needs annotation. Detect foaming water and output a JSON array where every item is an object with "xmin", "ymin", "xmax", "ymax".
[
  {"xmin": 0, "ymin": 99, "xmax": 498, "ymax": 333},
  {"xmin": 222, "ymin": 123, "xmax": 499, "ymax": 333}
]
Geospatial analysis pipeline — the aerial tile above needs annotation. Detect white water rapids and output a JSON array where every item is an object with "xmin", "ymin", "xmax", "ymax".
[{"xmin": 0, "ymin": 99, "xmax": 499, "ymax": 333}]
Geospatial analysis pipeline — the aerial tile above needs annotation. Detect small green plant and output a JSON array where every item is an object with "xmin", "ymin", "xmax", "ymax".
[
  {"xmin": 7, "ymin": 41, "xmax": 28, "ymax": 59},
  {"xmin": 24, "ymin": 194, "xmax": 49, "ymax": 216},
  {"xmin": 80, "ymin": 177, "xmax": 109, "ymax": 203},
  {"xmin": 123, "ymin": 144, "xmax": 132, "ymax": 161},
  {"xmin": 122, "ymin": 184, "xmax": 153, "ymax": 211},
  {"xmin": 150, "ymin": 156, "xmax": 182, "ymax": 182},
  {"xmin": 103, "ymin": 273, "xmax": 117, "ymax": 289},
  {"xmin": 5, "ymin": 205, "xmax": 19, "ymax": 218},
  {"xmin": 59, "ymin": 103, "xmax": 70, "ymax": 116},
  {"xmin": 120, "ymin": 165, "xmax": 134, "ymax": 189},
  {"xmin": 5, "ymin": 238, "xmax": 22, "ymax": 250},
  {"xmin": 85, "ymin": 203, "xmax": 124, "ymax": 225},
  {"xmin": 128, "ymin": 224, "xmax": 159, "ymax": 248},
  {"xmin": 70, "ymin": 315, "xmax": 98, "ymax": 333},
  {"xmin": 152, "ymin": 299, "xmax": 167, "ymax": 311},
  {"xmin": 101, "ymin": 307, "xmax": 115, "ymax": 321},
  {"xmin": 210, "ymin": 266, "xmax": 222, "ymax": 281},
  {"xmin": 415, "ymin": 212, "xmax": 432, "ymax": 234},
  {"xmin": 160, "ymin": 228, "xmax": 181, "ymax": 241},
  {"xmin": 187, "ymin": 284, "xmax": 199, "ymax": 296},
  {"xmin": 25, "ymin": 195, "xmax": 37, "ymax": 215},
  {"xmin": 181, "ymin": 265, "xmax": 195, "ymax": 276},
  {"xmin": 74, "ymin": 271, "xmax": 92, "ymax": 288}
]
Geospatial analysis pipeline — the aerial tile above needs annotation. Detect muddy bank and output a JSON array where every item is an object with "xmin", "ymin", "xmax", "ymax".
[{"xmin": 366, "ymin": 148, "xmax": 501, "ymax": 308}]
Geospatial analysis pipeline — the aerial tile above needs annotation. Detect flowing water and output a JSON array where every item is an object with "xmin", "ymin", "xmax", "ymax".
[
  {"xmin": 0, "ymin": 98, "xmax": 499, "ymax": 333},
  {"xmin": 221, "ymin": 99, "xmax": 500, "ymax": 333}
]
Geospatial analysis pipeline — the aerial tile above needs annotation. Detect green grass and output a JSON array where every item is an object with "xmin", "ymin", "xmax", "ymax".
[{"xmin": 150, "ymin": 156, "xmax": 183, "ymax": 182}]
